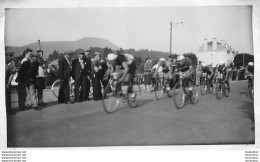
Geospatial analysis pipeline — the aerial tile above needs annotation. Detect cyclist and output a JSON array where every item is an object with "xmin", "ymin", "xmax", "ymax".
[
  {"xmin": 174, "ymin": 54, "xmax": 195, "ymax": 91},
  {"xmin": 216, "ymin": 61, "xmax": 230, "ymax": 92},
  {"xmin": 245, "ymin": 62, "xmax": 254, "ymax": 88},
  {"xmin": 152, "ymin": 58, "xmax": 170, "ymax": 90},
  {"xmin": 166, "ymin": 55, "xmax": 177, "ymax": 90},
  {"xmin": 201, "ymin": 63, "xmax": 214, "ymax": 89},
  {"xmin": 106, "ymin": 50, "xmax": 136, "ymax": 97}
]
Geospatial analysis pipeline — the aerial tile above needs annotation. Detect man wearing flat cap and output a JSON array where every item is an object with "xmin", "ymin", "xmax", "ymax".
[
  {"xmin": 72, "ymin": 51, "xmax": 87, "ymax": 102},
  {"xmin": 5, "ymin": 52, "xmax": 16, "ymax": 114},
  {"xmin": 58, "ymin": 51, "xmax": 73, "ymax": 104},
  {"xmin": 16, "ymin": 48, "xmax": 39, "ymax": 110}
]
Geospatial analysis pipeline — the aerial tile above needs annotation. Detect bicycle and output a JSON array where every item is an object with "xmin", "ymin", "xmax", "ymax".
[
  {"xmin": 215, "ymin": 72, "xmax": 229, "ymax": 99},
  {"xmin": 153, "ymin": 72, "xmax": 174, "ymax": 100},
  {"xmin": 200, "ymin": 72, "xmax": 213, "ymax": 95},
  {"xmin": 247, "ymin": 74, "xmax": 254, "ymax": 100},
  {"xmin": 102, "ymin": 72, "xmax": 141, "ymax": 113},
  {"xmin": 52, "ymin": 78, "xmax": 93, "ymax": 98},
  {"xmin": 173, "ymin": 72, "xmax": 198, "ymax": 109},
  {"xmin": 51, "ymin": 78, "xmax": 75, "ymax": 98}
]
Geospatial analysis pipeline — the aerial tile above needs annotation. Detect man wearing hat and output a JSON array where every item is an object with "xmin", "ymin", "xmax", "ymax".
[
  {"xmin": 35, "ymin": 50, "xmax": 47, "ymax": 106},
  {"xmin": 83, "ymin": 49, "xmax": 92, "ymax": 100},
  {"xmin": 6, "ymin": 51, "xmax": 16, "ymax": 114},
  {"xmin": 16, "ymin": 48, "xmax": 39, "ymax": 110},
  {"xmin": 91, "ymin": 52, "xmax": 103, "ymax": 101},
  {"xmin": 58, "ymin": 51, "xmax": 73, "ymax": 104},
  {"xmin": 72, "ymin": 51, "xmax": 87, "ymax": 102}
]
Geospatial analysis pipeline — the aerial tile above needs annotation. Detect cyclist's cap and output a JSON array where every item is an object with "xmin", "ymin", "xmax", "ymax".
[
  {"xmin": 107, "ymin": 53, "xmax": 118, "ymax": 61},
  {"xmin": 248, "ymin": 62, "xmax": 254, "ymax": 66},
  {"xmin": 177, "ymin": 55, "xmax": 185, "ymax": 61},
  {"xmin": 159, "ymin": 58, "xmax": 166, "ymax": 62},
  {"xmin": 168, "ymin": 55, "xmax": 174, "ymax": 58}
]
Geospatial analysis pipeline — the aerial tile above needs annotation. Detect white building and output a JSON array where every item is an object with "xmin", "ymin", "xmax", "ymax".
[{"xmin": 195, "ymin": 38, "xmax": 238, "ymax": 67}]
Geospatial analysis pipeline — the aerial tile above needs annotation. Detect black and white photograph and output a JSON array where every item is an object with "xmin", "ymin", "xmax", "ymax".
[{"xmin": 1, "ymin": 0, "xmax": 260, "ymax": 161}]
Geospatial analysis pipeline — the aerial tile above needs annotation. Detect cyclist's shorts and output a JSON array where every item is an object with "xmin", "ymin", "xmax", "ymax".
[{"xmin": 128, "ymin": 61, "xmax": 137, "ymax": 76}]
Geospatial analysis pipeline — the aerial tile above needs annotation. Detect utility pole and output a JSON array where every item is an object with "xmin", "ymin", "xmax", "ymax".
[
  {"xmin": 170, "ymin": 21, "xmax": 183, "ymax": 54},
  {"xmin": 170, "ymin": 22, "xmax": 172, "ymax": 54}
]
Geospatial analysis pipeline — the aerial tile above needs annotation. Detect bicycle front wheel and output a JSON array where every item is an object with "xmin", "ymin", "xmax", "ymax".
[
  {"xmin": 249, "ymin": 86, "xmax": 254, "ymax": 100},
  {"xmin": 223, "ymin": 83, "xmax": 229, "ymax": 97},
  {"xmin": 127, "ymin": 83, "xmax": 141, "ymax": 108},
  {"xmin": 173, "ymin": 82, "xmax": 185, "ymax": 109},
  {"xmin": 216, "ymin": 82, "xmax": 222, "ymax": 99},
  {"xmin": 200, "ymin": 78, "xmax": 207, "ymax": 95},
  {"xmin": 154, "ymin": 78, "xmax": 165, "ymax": 100},
  {"xmin": 52, "ymin": 79, "xmax": 61, "ymax": 98},
  {"xmin": 102, "ymin": 83, "xmax": 120, "ymax": 113},
  {"xmin": 190, "ymin": 85, "xmax": 198, "ymax": 104}
]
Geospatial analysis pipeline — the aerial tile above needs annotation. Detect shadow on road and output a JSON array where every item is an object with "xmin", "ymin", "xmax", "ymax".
[
  {"xmin": 236, "ymin": 100, "xmax": 254, "ymax": 132},
  {"xmin": 10, "ymin": 101, "xmax": 59, "ymax": 114},
  {"xmin": 240, "ymin": 87, "xmax": 252, "ymax": 100}
]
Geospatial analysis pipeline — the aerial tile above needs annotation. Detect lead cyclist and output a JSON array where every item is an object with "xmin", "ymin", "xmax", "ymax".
[{"xmin": 106, "ymin": 50, "xmax": 136, "ymax": 97}]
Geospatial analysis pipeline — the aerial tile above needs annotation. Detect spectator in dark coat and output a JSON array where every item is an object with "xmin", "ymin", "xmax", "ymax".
[
  {"xmin": 91, "ymin": 52, "xmax": 102, "ymax": 101},
  {"xmin": 15, "ymin": 48, "xmax": 33, "ymax": 110},
  {"xmin": 72, "ymin": 52, "xmax": 86, "ymax": 102},
  {"xmin": 83, "ymin": 50, "xmax": 92, "ymax": 100},
  {"xmin": 58, "ymin": 51, "xmax": 73, "ymax": 104},
  {"xmin": 5, "ymin": 52, "xmax": 16, "ymax": 114}
]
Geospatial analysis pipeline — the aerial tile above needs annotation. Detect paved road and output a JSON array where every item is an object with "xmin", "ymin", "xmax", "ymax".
[{"xmin": 7, "ymin": 80, "xmax": 254, "ymax": 147}]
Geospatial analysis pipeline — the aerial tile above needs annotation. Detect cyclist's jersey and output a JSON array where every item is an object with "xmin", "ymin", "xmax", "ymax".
[
  {"xmin": 114, "ymin": 54, "xmax": 136, "ymax": 75},
  {"xmin": 175, "ymin": 58, "xmax": 193, "ymax": 72},
  {"xmin": 166, "ymin": 60, "xmax": 175, "ymax": 73},
  {"xmin": 247, "ymin": 65, "xmax": 254, "ymax": 74},
  {"xmin": 202, "ymin": 66, "xmax": 213, "ymax": 75},
  {"xmin": 217, "ymin": 65, "xmax": 228, "ymax": 75},
  {"xmin": 152, "ymin": 63, "xmax": 167, "ymax": 73}
]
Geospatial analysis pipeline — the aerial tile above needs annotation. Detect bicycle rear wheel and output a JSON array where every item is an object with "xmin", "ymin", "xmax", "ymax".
[
  {"xmin": 216, "ymin": 82, "xmax": 222, "ymax": 99},
  {"xmin": 173, "ymin": 82, "xmax": 185, "ymax": 109},
  {"xmin": 127, "ymin": 83, "xmax": 141, "ymax": 108},
  {"xmin": 51, "ymin": 79, "xmax": 60, "ymax": 98},
  {"xmin": 200, "ymin": 78, "xmax": 207, "ymax": 95},
  {"xmin": 102, "ymin": 82, "xmax": 120, "ymax": 113}
]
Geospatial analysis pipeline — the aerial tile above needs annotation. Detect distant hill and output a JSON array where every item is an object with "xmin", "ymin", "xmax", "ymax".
[{"xmin": 5, "ymin": 37, "xmax": 120, "ymax": 57}]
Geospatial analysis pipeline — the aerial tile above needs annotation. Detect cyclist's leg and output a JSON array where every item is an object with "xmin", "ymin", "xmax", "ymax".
[
  {"xmin": 226, "ymin": 79, "xmax": 230, "ymax": 91},
  {"xmin": 125, "ymin": 73, "xmax": 133, "ymax": 94}
]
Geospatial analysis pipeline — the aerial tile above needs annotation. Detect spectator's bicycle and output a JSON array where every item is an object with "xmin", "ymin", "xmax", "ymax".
[
  {"xmin": 153, "ymin": 72, "xmax": 174, "ymax": 100},
  {"xmin": 200, "ymin": 72, "xmax": 213, "ymax": 95},
  {"xmin": 247, "ymin": 74, "xmax": 254, "ymax": 100},
  {"xmin": 52, "ymin": 78, "xmax": 93, "ymax": 98},
  {"xmin": 51, "ymin": 78, "xmax": 75, "ymax": 98},
  {"xmin": 173, "ymin": 72, "xmax": 198, "ymax": 109},
  {"xmin": 102, "ymin": 72, "xmax": 141, "ymax": 113},
  {"xmin": 215, "ymin": 72, "xmax": 229, "ymax": 99}
]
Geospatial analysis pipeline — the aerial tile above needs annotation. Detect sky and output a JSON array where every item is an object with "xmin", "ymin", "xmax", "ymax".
[{"xmin": 4, "ymin": 6, "xmax": 253, "ymax": 54}]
